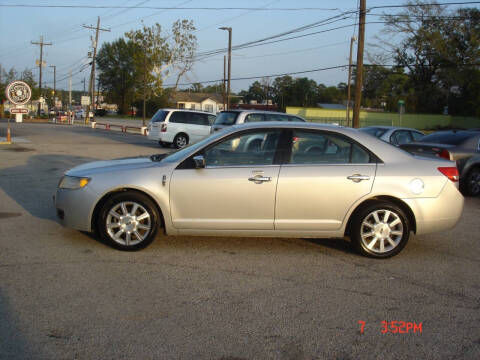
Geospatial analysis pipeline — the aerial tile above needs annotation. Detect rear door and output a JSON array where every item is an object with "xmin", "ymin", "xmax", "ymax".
[{"xmin": 275, "ymin": 130, "xmax": 376, "ymax": 231}]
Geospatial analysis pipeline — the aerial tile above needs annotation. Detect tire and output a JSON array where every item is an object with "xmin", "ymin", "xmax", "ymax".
[
  {"xmin": 460, "ymin": 167, "xmax": 480, "ymax": 196},
  {"xmin": 97, "ymin": 192, "xmax": 160, "ymax": 251},
  {"xmin": 350, "ymin": 201, "xmax": 410, "ymax": 258},
  {"xmin": 173, "ymin": 133, "xmax": 188, "ymax": 149}
]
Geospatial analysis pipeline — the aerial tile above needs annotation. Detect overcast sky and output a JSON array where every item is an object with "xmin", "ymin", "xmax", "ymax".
[{"xmin": 0, "ymin": 0, "xmax": 477, "ymax": 93}]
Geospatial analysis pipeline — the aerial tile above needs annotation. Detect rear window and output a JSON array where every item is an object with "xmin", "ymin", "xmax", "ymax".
[
  {"xmin": 214, "ymin": 111, "xmax": 239, "ymax": 126},
  {"xmin": 151, "ymin": 110, "xmax": 169, "ymax": 122},
  {"xmin": 420, "ymin": 132, "xmax": 476, "ymax": 145},
  {"xmin": 359, "ymin": 127, "xmax": 387, "ymax": 138}
]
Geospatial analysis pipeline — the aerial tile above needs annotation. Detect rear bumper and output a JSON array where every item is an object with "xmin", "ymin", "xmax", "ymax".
[{"xmin": 403, "ymin": 181, "xmax": 464, "ymax": 235}]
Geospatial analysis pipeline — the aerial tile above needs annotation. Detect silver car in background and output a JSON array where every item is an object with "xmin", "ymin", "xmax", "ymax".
[
  {"xmin": 54, "ymin": 122, "xmax": 464, "ymax": 258},
  {"xmin": 211, "ymin": 110, "xmax": 306, "ymax": 133},
  {"xmin": 359, "ymin": 126, "xmax": 424, "ymax": 146}
]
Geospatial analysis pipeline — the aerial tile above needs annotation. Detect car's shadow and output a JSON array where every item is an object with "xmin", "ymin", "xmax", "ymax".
[{"xmin": 0, "ymin": 154, "xmax": 99, "ymax": 221}]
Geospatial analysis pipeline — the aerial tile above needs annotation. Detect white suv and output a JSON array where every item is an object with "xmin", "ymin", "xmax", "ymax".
[{"xmin": 147, "ymin": 109, "xmax": 216, "ymax": 148}]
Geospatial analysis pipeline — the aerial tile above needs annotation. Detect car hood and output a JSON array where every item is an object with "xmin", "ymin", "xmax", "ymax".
[{"xmin": 66, "ymin": 155, "xmax": 166, "ymax": 177}]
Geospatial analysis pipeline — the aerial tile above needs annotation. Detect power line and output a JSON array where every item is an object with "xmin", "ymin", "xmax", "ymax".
[{"xmin": 0, "ymin": 5, "xmax": 342, "ymax": 10}]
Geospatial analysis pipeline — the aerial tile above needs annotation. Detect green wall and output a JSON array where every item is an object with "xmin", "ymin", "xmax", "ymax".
[{"xmin": 286, "ymin": 107, "xmax": 480, "ymax": 130}]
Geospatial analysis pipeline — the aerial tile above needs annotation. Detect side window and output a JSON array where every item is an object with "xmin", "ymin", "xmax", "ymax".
[
  {"xmin": 188, "ymin": 113, "xmax": 208, "ymax": 126},
  {"xmin": 290, "ymin": 130, "xmax": 370, "ymax": 164},
  {"xmin": 288, "ymin": 116, "xmax": 305, "ymax": 122},
  {"xmin": 203, "ymin": 130, "xmax": 281, "ymax": 166},
  {"xmin": 244, "ymin": 113, "xmax": 264, "ymax": 123},
  {"xmin": 265, "ymin": 113, "xmax": 288, "ymax": 121},
  {"xmin": 169, "ymin": 111, "xmax": 187, "ymax": 124},
  {"xmin": 411, "ymin": 131, "xmax": 424, "ymax": 141},
  {"xmin": 207, "ymin": 115, "xmax": 216, "ymax": 125},
  {"xmin": 391, "ymin": 130, "xmax": 412, "ymax": 145}
]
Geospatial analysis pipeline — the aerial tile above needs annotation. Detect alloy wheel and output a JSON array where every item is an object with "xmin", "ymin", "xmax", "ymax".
[
  {"xmin": 360, "ymin": 209, "xmax": 404, "ymax": 254},
  {"xmin": 106, "ymin": 201, "xmax": 151, "ymax": 246}
]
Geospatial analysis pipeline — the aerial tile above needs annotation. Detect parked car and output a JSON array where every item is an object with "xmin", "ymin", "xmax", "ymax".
[
  {"xmin": 95, "ymin": 108, "xmax": 106, "ymax": 117},
  {"xmin": 211, "ymin": 110, "xmax": 306, "ymax": 133},
  {"xmin": 75, "ymin": 109, "xmax": 85, "ymax": 119},
  {"xmin": 400, "ymin": 130, "xmax": 480, "ymax": 196},
  {"xmin": 54, "ymin": 122, "xmax": 463, "ymax": 258},
  {"xmin": 147, "ymin": 109, "xmax": 216, "ymax": 148},
  {"xmin": 359, "ymin": 126, "xmax": 424, "ymax": 146}
]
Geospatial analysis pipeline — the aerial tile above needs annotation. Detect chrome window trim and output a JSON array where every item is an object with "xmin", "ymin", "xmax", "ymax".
[
  {"xmin": 204, "ymin": 164, "xmax": 280, "ymax": 169},
  {"xmin": 281, "ymin": 163, "xmax": 377, "ymax": 168}
]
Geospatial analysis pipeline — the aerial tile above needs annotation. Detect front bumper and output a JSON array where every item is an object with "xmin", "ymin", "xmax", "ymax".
[{"xmin": 54, "ymin": 186, "xmax": 98, "ymax": 232}]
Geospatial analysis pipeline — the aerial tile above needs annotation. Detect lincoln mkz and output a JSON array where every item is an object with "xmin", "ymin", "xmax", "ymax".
[{"xmin": 54, "ymin": 122, "xmax": 464, "ymax": 258}]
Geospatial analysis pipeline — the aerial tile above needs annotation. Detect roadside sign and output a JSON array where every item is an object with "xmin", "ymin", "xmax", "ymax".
[
  {"xmin": 81, "ymin": 96, "xmax": 91, "ymax": 106},
  {"xmin": 10, "ymin": 108, "xmax": 29, "ymax": 114},
  {"xmin": 5, "ymin": 81, "xmax": 32, "ymax": 105}
]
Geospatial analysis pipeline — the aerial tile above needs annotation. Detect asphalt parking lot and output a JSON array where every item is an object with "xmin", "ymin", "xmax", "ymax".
[{"xmin": 1, "ymin": 121, "xmax": 479, "ymax": 360}]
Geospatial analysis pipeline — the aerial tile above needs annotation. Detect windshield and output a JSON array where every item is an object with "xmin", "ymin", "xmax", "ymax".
[
  {"xmin": 420, "ymin": 131, "xmax": 476, "ymax": 145},
  {"xmin": 151, "ymin": 110, "xmax": 169, "ymax": 122},
  {"xmin": 162, "ymin": 131, "xmax": 226, "ymax": 163},
  {"xmin": 214, "ymin": 111, "xmax": 239, "ymax": 126},
  {"xmin": 359, "ymin": 127, "xmax": 387, "ymax": 138}
]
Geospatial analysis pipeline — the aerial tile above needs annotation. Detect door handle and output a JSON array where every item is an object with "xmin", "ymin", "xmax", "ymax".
[
  {"xmin": 347, "ymin": 174, "xmax": 370, "ymax": 183},
  {"xmin": 248, "ymin": 175, "xmax": 272, "ymax": 183}
]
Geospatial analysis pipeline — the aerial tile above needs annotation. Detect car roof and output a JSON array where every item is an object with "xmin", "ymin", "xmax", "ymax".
[
  {"xmin": 159, "ymin": 108, "xmax": 216, "ymax": 115},
  {"xmin": 361, "ymin": 125, "xmax": 422, "ymax": 131},
  {"xmin": 221, "ymin": 109, "xmax": 301, "ymax": 116}
]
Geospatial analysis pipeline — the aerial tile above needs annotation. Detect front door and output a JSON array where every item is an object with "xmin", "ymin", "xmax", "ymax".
[
  {"xmin": 275, "ymin": 129, "xmax": 376, "ymax": 231},
  {"xmin": 170, "ymin": 129, "xmax": 282, "ymax": 230}
]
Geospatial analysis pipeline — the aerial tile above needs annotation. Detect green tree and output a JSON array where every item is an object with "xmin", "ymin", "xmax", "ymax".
[{"xmin": 97, "ymin": 38, "xmax": 137, "ymax": 114}]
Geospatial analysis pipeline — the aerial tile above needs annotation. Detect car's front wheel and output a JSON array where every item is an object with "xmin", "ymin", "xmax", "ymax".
[
  {"xmin": 97, "ymin": 192, "xmax": 160, "ymax": 251},
  {"xmin": 350, "ymin": 202, "xmax": 410, "ymax": 258}
]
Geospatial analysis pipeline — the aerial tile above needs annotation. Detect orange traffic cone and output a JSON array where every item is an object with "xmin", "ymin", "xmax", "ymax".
[{"xmin": 6, "ymin": 127, "xmax": 11, "ymax": 143}]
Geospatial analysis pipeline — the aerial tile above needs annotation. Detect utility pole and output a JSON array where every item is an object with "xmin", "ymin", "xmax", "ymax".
[
  {"xmin": 49, "ymin": 65, "xmax": 56, "ymax": 109},
  {"xmin": 83, "ymin": 17, "xmax": 110, "ymax": 122},
  {"xmin": 142, "ymin": 44, "xmax": 147, "ymax": 126},
  {"xmin": 69, "ymin": 70, "xmax": 72, "ymax": 123},
  {"xmin": 219, "ymin": 27, "xmax": 232, "ymax": 110},
  {"xmin": 31, "ymin": 36, "xmax": 52, "ymax": 116},
  {"xmin": 352, "ymin": 0, "xmax": 366, "ymax": 128},
  {"xmin": 346, "ymin": 36, "xmax": 356, "ymax": 127},
  {"xmin": 223, "ymin": 55, "xmax": 226, "ymax": 110}
]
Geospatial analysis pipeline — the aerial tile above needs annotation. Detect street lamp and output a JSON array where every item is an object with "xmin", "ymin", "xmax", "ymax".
[{"xmin": 219, "ymin": 27, "xmax": 232, "ymax": 110}]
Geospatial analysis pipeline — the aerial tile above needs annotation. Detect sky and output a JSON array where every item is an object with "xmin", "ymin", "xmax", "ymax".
[{"xmin": 0, "ymin": 0, "xmax": 478, "ymax": 93}]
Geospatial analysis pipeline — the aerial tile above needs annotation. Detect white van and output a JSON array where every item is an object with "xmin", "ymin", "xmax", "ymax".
[{"xmin": 147, "ymin": 109, "xmax": 216, "ymax": 148}]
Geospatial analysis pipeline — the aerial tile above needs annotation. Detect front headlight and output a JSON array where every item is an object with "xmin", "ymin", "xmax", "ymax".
[{"xmin": 58, "ymin": 176, "xmax": 91, "ymax": 189}]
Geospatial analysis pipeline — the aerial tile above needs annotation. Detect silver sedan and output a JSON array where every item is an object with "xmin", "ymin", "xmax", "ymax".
[{"xmin": 54, "ymin": 122, "xmax": 464, "ymax": 258}]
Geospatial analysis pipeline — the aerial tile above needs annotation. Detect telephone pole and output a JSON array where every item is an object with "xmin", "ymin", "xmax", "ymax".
[
  {"xmin": 352, "ymin": 0, "xmax": 366, "ymax": 128},
  {"xmin": 346, "ymin": 36, "xmax": 356, "ymax": 127},
  {"xmin": 49, "ymin": 65, "xmax": 56, "ymax": 108},
  {"xmin": 223, "ymin": 55, "xmax": 226, "ymax": 110},
  {"xmin": 83, "ymin": 17, "xmax": 110, "ymax": 122},
  {"xmin": 31, "ymin": 36, "xmax": 52, "ymax": 115},
  {"xmin": 219, "ymin": 27, "xmax": 232, "ymax": 110}
]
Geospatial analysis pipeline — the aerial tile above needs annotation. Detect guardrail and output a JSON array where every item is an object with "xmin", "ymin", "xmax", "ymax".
[{"xmin": 91, "ymin": 121, "xmax": 147, "ymax": 136}]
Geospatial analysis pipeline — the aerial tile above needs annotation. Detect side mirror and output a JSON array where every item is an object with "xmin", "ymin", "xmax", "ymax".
[{"xmin": 193, "ymin": 155, "xmax": 206, "ymax": 169}]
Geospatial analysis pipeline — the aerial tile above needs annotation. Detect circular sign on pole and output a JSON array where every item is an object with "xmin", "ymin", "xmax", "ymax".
[{"xmin": 5, "ymin": 81, "xmax": 32, "ymax": 105}]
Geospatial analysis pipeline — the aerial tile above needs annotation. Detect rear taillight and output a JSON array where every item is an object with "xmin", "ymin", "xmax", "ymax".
[
  {"xmin": 438, "ymin": 167, "xmax": 459, "ymax": 182},
  {"xmin": 160, "ymin": 123, "xmax": 167, "ymax": 132},
  {"xmin": 438, "ymin": 149, "xmax": 451, "ymax": 160}
]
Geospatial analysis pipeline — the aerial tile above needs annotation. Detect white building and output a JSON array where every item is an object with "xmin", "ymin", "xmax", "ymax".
[{"xmin": 172, "ymin": 92, "xmax": 224, "ymax": 113}]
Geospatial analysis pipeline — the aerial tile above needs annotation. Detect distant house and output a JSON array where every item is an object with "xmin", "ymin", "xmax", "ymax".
[{"xmin": 172, "ymin": 92, "xmax": 224, "ymax": 113}]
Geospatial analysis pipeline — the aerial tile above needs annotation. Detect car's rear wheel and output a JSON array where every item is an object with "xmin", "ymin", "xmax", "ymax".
[
  {"xmin": 461, "ymin": 167, "xmax": 480, "ymax": 196},
  {"xmin": 350, "ymin": 202, "xmax": 410, "ymax": 258},
  {"xmin": 97, "ymin": 192, "xmax": 160, "ymax": 251},
  {"xmin": 173, "ymin": 133, "xmax": 188, "ymax": 149}
]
